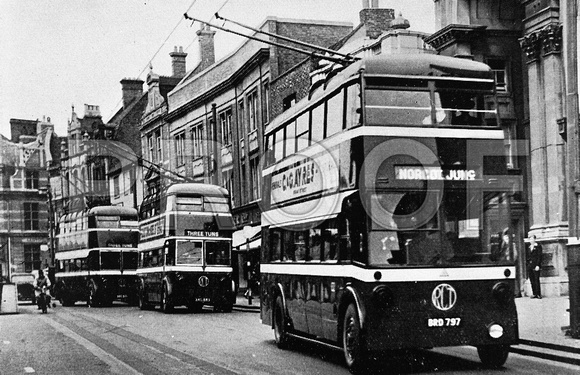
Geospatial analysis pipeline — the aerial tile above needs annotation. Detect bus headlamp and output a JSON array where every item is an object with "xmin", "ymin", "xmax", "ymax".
[
  {"xmin": 492, "ymin": 282, "xmax": 511, "ymax": 305},
  {"xmin": 487, "ymin": 323, "xmax": 504, "ymax": 339},
  {"xmin": 372, "ymin": 285, "xmax": 394, "ymax": 308}
]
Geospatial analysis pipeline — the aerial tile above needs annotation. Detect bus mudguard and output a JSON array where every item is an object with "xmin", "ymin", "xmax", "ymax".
[
  {"xmin": 271, "ymin": 282, "xmax": 288, "ymax": 328},
  {"xmin": 163, "ymin": 276, "xmax": 173, "ymax": 296},
  {"xmin": 342, "ymin": 285, "xmax": 366, "ymax": 329}
]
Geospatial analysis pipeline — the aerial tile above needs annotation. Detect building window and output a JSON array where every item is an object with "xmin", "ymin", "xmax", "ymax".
[
  {"xmin": 221, "ymin": 169, "xmax": 234, "ymax": 203},
  {"xmin": 250, "ymin": 157, "xmax": 261, "ymax": 201},
  {"xmin": 240, "ymin": 164, "xmax": 247, "ymax": 205},
  {"xmin": 191, "ymin": 123, "xmax": 204, "ymax": 158},
  {"xmin": 487, "ymin": 58, "xmax": 508, "ymax": 93},
  {"xmin": 263, "ymin": 80, "xmax": 270, "ymax": 123},
  {"xmin": 113, "ymin": 175, "xmax": 120, "ymax": 198},
  {"xmin": 24, "ymin": 244, "xmax": 41, "ymax": 272},
  {"xmin": 69, "ymin": 134, "xmax": 77, "ymax": 155},
  {"xmin": 220, "ymin": 109, "xmax": 233, "ymax": 146},
  {"xmin": 155, "ymin": 130, "xmax": 162, "ymax": 162},
  {"xmin": 175, "ymin": 131, "xmax": 186, "ymax": 166},
  {"xmin": 238, "ymin": 100, "xmax": 246, "ymax": 140},
  {"xmin": 147, "ymin": 129, "xmax": 162, "ymax": 163},
  {"xmin": 24, "ymin": 202, "xmax": 40, "ymax": 230},
  {"xmin": 283, "ymin": 93, "xmax": 296, "ymax": 112},
  {"xmin": 248, "ymin": 90, "xmax": 259, "ymax": 131},
  {"xmin": 25, "ymin": 171, "xmax": 39, "ymax": 189}
]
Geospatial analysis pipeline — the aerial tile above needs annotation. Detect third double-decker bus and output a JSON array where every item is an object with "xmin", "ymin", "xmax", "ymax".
[
  {"xmin": 54, "ymin": 206, "xmax": 140, "ymax": 307},
  {"xmin": 260, "ymin": 54, "xmax": 520, "ymax": 373},
  {"xmin": 137, "ymin": 183, "xmax": 236, "ymax": 313}
]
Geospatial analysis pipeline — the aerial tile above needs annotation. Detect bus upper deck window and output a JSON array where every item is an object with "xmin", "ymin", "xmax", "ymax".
[
  {"xmin": 365, "ymin": 89, "xmax": 431, "ymax": 126},
  {"xmin": 204, "ymin": 197, "xmax": 230, "ymax": 212},
  {"xmin": 176, "ymin": 197, "xmax": 203, "ymax": 212}
]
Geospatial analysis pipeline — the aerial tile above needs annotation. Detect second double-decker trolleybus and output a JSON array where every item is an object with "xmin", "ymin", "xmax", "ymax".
[
  {"xmin": 137, "ymin": 183, "xmax": 236, "ymax": 313},
  {"xmin": 54, "ymin": 206, "xmax": 140, "ymax": 307},
  {"xmin": 260, "ymin": 54, "xmax": 520, "ymax": 372}
]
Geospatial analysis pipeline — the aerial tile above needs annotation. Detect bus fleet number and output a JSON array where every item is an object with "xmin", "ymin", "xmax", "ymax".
[{"xmin": 427, "ymin": 318, "xmax": 461, "ymax": 327}]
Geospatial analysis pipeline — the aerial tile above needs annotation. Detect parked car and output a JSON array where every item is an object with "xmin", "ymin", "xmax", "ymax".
[{"xmin": 11, "ymin": 273, "xmax": 36, "ymax": 304}]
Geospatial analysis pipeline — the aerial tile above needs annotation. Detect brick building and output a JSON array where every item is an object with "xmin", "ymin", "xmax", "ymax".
[
  {"xmin": 164, "ymin": 17, "xmax": 352, "ymax": 290},
  {"xmin": 0, "ymin": 118, "xmax": 55, "ymax": 279}
]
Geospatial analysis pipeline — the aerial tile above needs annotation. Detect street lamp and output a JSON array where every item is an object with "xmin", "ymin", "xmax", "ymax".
[{"xmin": 39, "ymin": 186, "xmax": 55, "ymax": 268}]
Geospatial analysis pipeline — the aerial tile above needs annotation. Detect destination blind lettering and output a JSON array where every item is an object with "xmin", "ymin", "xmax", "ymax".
[
  {"xmin": 185, "ymin": 230, "xmax": 220, "ymax": 237},
  {"xmin": 395, "ymin": 166, "xmax": 478, "ymax": 181}
]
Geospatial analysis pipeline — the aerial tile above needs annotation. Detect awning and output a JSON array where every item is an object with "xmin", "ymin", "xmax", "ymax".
[
  {"xmin": 232, "ymin": 225, "xmax": 261, "ymax": 248},
  {"xmin": 233, "ymin": 237, "xmax": 261, "ymax": 251}
]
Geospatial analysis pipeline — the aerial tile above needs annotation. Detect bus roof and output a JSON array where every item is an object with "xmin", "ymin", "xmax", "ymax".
[
  {"xmin": 265, "ymin": 54, "xmax": 494, "ymax": 135},
  {"xmin": 87, "ymin": 206, "xmax": 138, "ymax": 217},
  {"xmin": 360, "ymin": 54, "xmax": 493, "ymax": 80},
  {"xmin": 165, "ymin": 183, "xmax": 230, "ymax": 197}
]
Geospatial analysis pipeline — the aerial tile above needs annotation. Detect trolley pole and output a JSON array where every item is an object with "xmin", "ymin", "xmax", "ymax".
[{"xmin": 564, "ymin": 0, "xmax": 580, "ymax": 338}]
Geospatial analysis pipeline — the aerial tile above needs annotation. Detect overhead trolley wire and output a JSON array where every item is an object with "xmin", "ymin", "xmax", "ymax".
[{"xmin": 106, "ymin": 0, "xmax": 199, "ymax": 121}]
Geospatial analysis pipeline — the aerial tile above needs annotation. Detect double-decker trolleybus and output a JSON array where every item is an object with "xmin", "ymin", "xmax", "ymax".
[
  {"xmin": 54, "ymin": 206, "xmax": 140, "ymax": 307},
  {"xmin": 137, "ymin": 183, "xmax": 236, "ymax": 313},
  {"xmin": 260, "ymin": 54, "xmax": 520, "ymax": 372}
]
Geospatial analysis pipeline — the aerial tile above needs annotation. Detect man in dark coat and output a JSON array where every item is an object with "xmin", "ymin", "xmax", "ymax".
[{"xmin": 527, "ymin": 235, "xmax": 543, "ymax": 299}]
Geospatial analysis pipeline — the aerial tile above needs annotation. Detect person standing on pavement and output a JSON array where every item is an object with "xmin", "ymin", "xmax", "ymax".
[{"xmin": 527, "ymin": 235, "xmax": 543, "ymax": 299}]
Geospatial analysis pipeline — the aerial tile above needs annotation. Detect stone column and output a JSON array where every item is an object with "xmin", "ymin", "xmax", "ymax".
[{"xmin": 520, "ymin": 24, "xmax": 568, "ymax": 296}]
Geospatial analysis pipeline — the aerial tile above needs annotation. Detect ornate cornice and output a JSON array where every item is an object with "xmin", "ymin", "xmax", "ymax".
[
  {"xmin": 424, "ymin": 24, "xmax": 487, "ymax": 52},
  {"xmin": 519, "ymin": 23, "xmax": 562, "ymax": 63}
]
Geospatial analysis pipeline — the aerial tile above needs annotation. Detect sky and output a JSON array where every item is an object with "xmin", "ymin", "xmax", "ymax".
[{"xmin": 0, "ymin": 0, "xmax": 436, "ymax": 138}]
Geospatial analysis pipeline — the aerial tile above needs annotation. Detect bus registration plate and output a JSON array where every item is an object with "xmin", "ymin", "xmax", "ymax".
[{"xmin": 427, "ymin": 318, "xmax": 461, "ymax": 327}]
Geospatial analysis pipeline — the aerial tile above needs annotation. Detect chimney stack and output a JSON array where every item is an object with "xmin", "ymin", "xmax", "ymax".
[
  {"xmin": 196, "ymin": 25, "xmax": 216, "ymax": 71},
  {"xmin": 120, "ymin": 78, "xmax": 144, "ymax": 108},
  {"xmin": 170, "ymin": 46, "xmax": 188, "ymax": 78},
  {"xmin": 360, "ymin": 0, "xmax": 395, "ymax": 39}
]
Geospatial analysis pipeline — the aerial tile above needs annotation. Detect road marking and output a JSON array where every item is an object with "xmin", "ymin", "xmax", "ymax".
[
  {"xmin": 164, "ymin": 353, "xmax": 182, "ymax": 362},
  {"xmin": 24, "ymin": 367, "xmax": 35, "ymax": 373},
  {"xmin": 44, "ymin": 316, "xmax": 143, "ymax": 375}
]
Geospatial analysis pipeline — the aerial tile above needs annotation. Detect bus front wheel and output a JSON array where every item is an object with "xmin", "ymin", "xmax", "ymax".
[
  {"xmin": 343, "ymin": 303, "xmax": 367, "ymax": 373},
  {"xmin": 138, "ymin": 288, "xmax": 151, "ymax": 310},
  {"xmin": 160, "ymin": 285, "xmax": 173, "ymax": 314},
  {"xmin": 273, "ymin": 296, "xmax": 290, "ymax": 349},
  {"xmin": 87, "ymin": 280, "xmax": 101, "ymax": 307},
  {"xmin": 477, "ymin": 345, "xmax": 509, "ymax": 368}
]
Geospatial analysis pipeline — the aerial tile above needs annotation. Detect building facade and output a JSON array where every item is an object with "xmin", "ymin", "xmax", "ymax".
[{"xmin": 0, "ymin": 118, "xmax": 55, "ymax": 279}]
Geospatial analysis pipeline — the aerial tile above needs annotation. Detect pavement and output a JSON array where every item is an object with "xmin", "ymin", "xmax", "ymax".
[
  {"xmin": 513, "ymin": 295, "xmax": 580, "ymax": 365},
  {"xmin": 234, "ymin": 293, "xmax": 580, "ymax": 365}
]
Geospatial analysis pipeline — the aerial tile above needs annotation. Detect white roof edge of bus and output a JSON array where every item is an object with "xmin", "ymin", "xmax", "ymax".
[
  {"xmin": 165, "ymin": 182, "xmax": 230, "ymax": 197},
  {"xmin": 55, "ymin": 248, "xmax": 136, "ymax": 260}
]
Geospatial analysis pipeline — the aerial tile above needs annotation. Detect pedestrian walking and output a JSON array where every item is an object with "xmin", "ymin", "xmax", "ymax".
[{"xmin": 527, "ymin": 235, "xmax": 542, "ymax": 299}]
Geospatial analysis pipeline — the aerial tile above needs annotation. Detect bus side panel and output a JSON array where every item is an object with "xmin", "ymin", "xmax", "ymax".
[{"xmin": 55, "ymin": 274, "xmax": 89, "ymax": 303}]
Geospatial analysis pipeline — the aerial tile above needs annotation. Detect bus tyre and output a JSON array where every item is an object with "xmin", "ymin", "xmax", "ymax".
[
  {"xmin": 343, "ymin": 303, "xmax": 367, "ymax": 374},
  {"xmin": 273, "ymin": 296, "xmax": 290, "ymax": 349},
  {"xmin": 138, "ymin": 289, "xmax": 151, "ymax": 310},
  {"xmin": 87, "ymin": 280, "xmax": 101, "ymax": 307},
  {"xmin": 477, "ymin": 345, "xmax": 509, "ymax": 368},
  {"xmin": 160, "ymin": 285, "xmax": 173, "ymax": 314}
]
